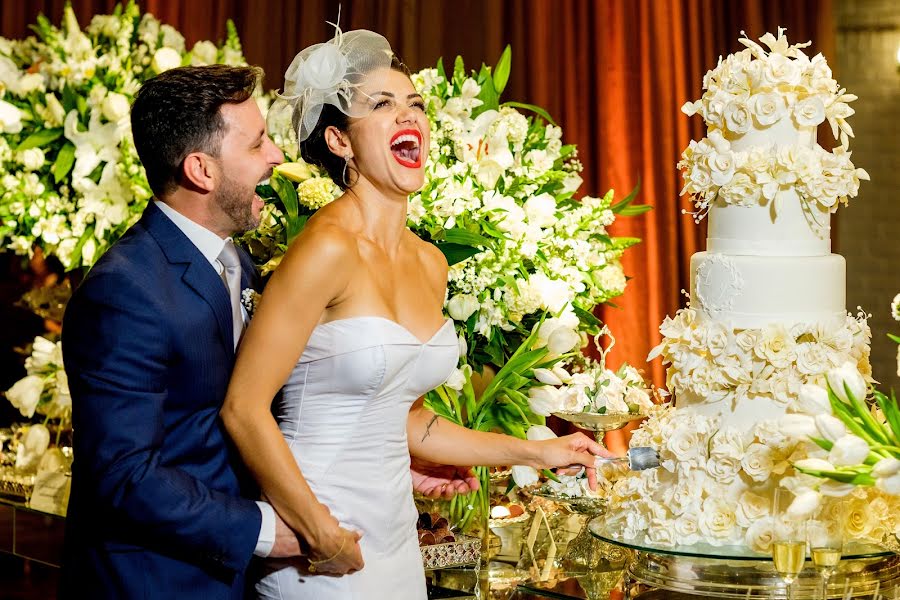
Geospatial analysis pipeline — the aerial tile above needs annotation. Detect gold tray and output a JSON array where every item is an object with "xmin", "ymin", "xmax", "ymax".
[{"xmin": 420, "ymin": 534, "xmax": 482, "ymax": 569}]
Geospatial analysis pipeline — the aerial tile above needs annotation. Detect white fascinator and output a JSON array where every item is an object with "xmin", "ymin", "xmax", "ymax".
[{"xmin": 276, "ymin": 27, "xmax": 394, "ymax": 143}]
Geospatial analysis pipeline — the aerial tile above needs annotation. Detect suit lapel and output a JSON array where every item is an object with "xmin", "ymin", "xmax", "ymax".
[{"xmin": 141, "ymin": 203, "xmax": 235, "ymax": 353}]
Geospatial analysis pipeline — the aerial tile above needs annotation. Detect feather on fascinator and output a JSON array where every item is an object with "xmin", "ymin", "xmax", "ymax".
[{"xmin": 273, "ymin": 27, "xmax": 394, "ymax": 143}]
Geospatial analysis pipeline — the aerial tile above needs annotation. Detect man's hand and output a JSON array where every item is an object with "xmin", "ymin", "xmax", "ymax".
[
  {"xmin": 410, "ymin": 457, "xmax": 480, "ymax": 499},
  {"xmin": 269, "ymin": 513, "xmax": 302, "ymax": 558}
]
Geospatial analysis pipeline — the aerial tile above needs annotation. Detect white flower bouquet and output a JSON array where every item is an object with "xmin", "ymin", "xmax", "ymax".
[
  {"xmin": 0, "ymin": 2, "xmax": 247, "ymax": 269},
  {"xmin": 4, "ymin": 336, "xmax": 70, "ymax": 425}
]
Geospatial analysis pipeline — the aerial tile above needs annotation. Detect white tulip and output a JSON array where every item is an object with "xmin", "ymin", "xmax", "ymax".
[
  {"xmin": 547, "ymin": 326, "xmax": 581, "ymax": 355},
  {"xmin": 457, "ymin": 334, "xmax": 467, "ymax": 359},
  {"xmin": 826, "ymin": 362, "xmax": 866, "ymax": 404},
  {"xmin": 796, "ymin": 383, "xmax": 831, "ymax": 415},
  {"xmin": 814, "ymin": 414, "xmax": 847, "ymax": 442},
  {"xmin": 444, "ymin": 368, "xmax": 466, "ymax": 391},
  {"xmin": 533, "ymin": 368, "xmax": 563, "ymax": 386},
  {"xmin": 6, "ymin": 375, "xmax": 44, "ymax": 418},
  {"xmin": 526, "ymin": 425, "xmax": 557, "ymax": 441},
  {"xmin": 872, "ymin": 457, "xmax": 900, "ymax": 478},
  {"xmin": 528, "ymin": 385, "xmax": 562, "ymax": 416},
  {"xmin": 793, "ymin": 458, "xmax": 836, "ymax": 472},
  {"xmin": 877, "ymin": 473, "xmax": 900, "ymax": 495},
  {"xmin": 447, "ymin": 294, "xmax": 479, "ymax": 321},
  {"xmin": 151, "ymin": 47, "xmax": 182, "ymax": 73},
  {"xmin": 511, "ymin": 465, "xmax": 539, "ymax": 488},
  {"xmin": 787, "ymin": 489, "xmax": 821, "ymax": 518},
  {"xmin": 551, "ymin": 365, "xmax": 572, "ymax": 384},
  {"xmin": 828, "ymin": 434, "xmax": 870, "ymax": 467},
  {"xmin": 819, "ymin": 480, "xmax": 856, "ymax": 497},
  {"xmin": 779, "ymin": 414, "xmax": 817, "ymax": 439}
]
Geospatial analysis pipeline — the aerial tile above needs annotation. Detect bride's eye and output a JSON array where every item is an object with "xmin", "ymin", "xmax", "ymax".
[
  {"xmin": 374, "ymin": 99, "xmax": 391, "ymax": 109},
  {"xmin": 412, "ymin": 101, "xmax": 426, "ymax": 111}
]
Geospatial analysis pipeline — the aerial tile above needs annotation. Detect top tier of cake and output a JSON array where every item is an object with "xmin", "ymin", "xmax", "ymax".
[{"xmin": 678, "ymin": 29, "xmax": 868, "ymax": 258}]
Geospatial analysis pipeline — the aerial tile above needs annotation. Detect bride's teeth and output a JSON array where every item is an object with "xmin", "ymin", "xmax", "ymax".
[{"xmin": 391, "ymin": 134, "xmax": 419, "ymax": 149}]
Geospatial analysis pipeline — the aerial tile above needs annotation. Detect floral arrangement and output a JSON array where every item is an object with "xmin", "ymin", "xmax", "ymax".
[
  {"xmin": 679, "ymin": 29, "xmax": 868, "ymax": 226},
  {"xmin": 4, "ymin": 336, "xmax": 70, "ymax": 424},
  {"xmin": 0, "ymin": 2, "xmax": 246, "ymax": 269},
  {"xmin": 648, "ymin": 305, "xmax": 872, "ymax": 410}
]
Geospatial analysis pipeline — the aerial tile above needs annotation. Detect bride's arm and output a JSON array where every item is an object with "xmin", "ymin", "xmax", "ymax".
[
  {"xmin": 407, "ymin": 401, "xmax": 608, "ymax": 490},
  {"xmin": 221, "ymin": 225, "xmax": 362, "ymax": 573}
]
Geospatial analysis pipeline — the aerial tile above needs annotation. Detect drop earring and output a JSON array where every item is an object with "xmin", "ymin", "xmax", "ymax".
[{"xmin": 342, "ymin": 155, "xmax": 352, "ymax": 188}]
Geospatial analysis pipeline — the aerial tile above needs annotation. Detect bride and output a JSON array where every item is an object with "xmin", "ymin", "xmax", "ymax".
[{"xmin": 220, "ymin": 29, "xmax": 607, "ymax": 600}]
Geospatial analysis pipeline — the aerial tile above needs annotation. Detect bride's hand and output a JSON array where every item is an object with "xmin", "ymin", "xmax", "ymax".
[
  {"xmin": 306, "ymin": 510, "xmax": 364, "ymax": 575},
  {"xmin": 531, "ymin": 432, "xmax": 614, "ymax": 491}
]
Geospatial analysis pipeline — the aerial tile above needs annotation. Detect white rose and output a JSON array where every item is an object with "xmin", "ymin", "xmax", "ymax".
[
  {"xmin": 745, "ymin": 516, "xmax": 775, "ymax": 553},
  {"xmin": 625, "ymin": 386, "xmax": 653, "ymax": 412},
  {"xmin": 699, "ymin": 497, "xmax": 738, "ymax": 540},
  {"xmin": 814, "ymin": 414, "xmax": 846, "ymax": 442},
  {"xmin": 528, "ymin": 386, "xmax": 562, "ymax": 416},
  {"xmin": 828, "ymin": 434, "xmax": 870, "ymax": 467},
  {"xmin": 101, "ymin": 92, "xmax": 130, "ymax": 123},
  {"xmin": 151, "ymin": 47, "xmax": 182, "ymax": 73},
  {"xmin": 826, "ymin": 362, "xmax": 867, "ymax": 404},
  {"xmin": 724, "ymin": 100, "xmax": 752, "ymax": 134},
  {"xmin": 795, "ymin": 383, "xmax": 831, "ymax": 415},
  {"xmin": 0, "ymin": 99, "xmax": 23, "ymax": 134},
  {"xmin": 736, "ymin": 491, "xmax": 770, "ymax": 528},
  {"xmin": 708, "ymin": 151, "xmax": 736, "ymax": 186},
  {"xmin": 6, "ymin": 375, "xmax": 44, "ymax": 418},
  {"xmin": 749, "ymin": 92, "xmax": 787, "ymax": 126},
  {"xmin": 447, "ymin": 294, "xmax": 479, "ymax": 321},
  {"xmin": 845, "ymin": 498, "xmax": 873, "ymax": 538},
  {"xmin": 741, "ymin": 443, "xmax": 775, "ymax": 482},
  {"xmin": 190, "ymin": 40, "xmax": 218, "ymax": 65},
  {"xmin": 523, "ymin": 193, "xmax": 557, "ymax": 228},
  {"xmin": 794, "ymin": 96, "xmax": 826, "ymax": 127},
  {"xmin": 19, "ymin": 148, "xmax": 45, "ymax": 171},
  {"xmin": 706, "ymin": 455, "xmax": 741, "ymax": 483},
  {"xmin": 673, "ymin": 513, "xmax": 701, "ymax": 545},
  {"xmin": 765, "ymin": 53, "xmax": 801, "ymax": 86}
]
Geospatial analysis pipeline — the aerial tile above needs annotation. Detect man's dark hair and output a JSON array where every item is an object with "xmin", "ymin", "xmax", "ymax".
[{"xmin": 131, "ymin": 65, "xmax": 262, "ymax": 198}]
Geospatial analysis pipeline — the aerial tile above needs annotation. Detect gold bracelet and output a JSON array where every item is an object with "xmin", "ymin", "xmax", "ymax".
[{"xmin": 309, "ymin": 537, "xmax": 346, "ymax": 566}]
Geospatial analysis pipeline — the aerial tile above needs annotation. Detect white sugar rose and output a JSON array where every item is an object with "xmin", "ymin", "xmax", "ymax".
[
  {"xmin": 625, "ymin": 386, "xmax": 653, "ymax": 412},
  {"xmin": 706, "ymin": 455, "xmax": 741, "ymax": 483},
  {"xmin": 741, "ymin": 442, "xmax": 775, "ymax": 482},
  {"xmin": 647, "ymin": 519, "xmax": 677, "ymax": 546},
  {"xmin": 765, "ymin": 53, "xmax": 801, "ymax": 86},
  {"xmin": 736, "ymin": 491, "xmax": 770, "ymax": 528},
  {"xmin": 708, "ymin": 151, "xmax": 736, "ymax": 186},
  {"xmin": 673, "ymin": 513, "xmax": 701, "ymax": 546},
  {"xmin": 151, "ymin": 47, "xmax": 182, "ymax": 73},
  {"xmin": 844, "ymin": 497, "xmax": 873, "ymax": 539},
  {"xmin": 749, "ymin": 92, "xmax": 787, "ymax": 126},
  {"xmin": 795, "ymin": 342, "xmax": 830, "ymax": 375},
  {"xmin": 755, "ymin": 324, "xmax": 796, "ymax": 368},
  {"xmin": 745, "ymin": 516, "xmax": 775, "ymax": 553},
  {"xmin": 794, "ymin": 96, "xmax": 826, "ymax": 127},
  {"xmin": 724, "ymin": 100, "xmax": 752, "ymax": 134},
  {"xmin": 699, "ymin": 497, "xmax": 738, "ymax": 540},
  {"xmin": 718, "ymin": 172, "xmax": 760, "ymax": 207}
]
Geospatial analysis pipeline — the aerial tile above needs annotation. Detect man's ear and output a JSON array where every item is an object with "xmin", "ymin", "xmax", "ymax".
[
  {"xmin": 181, "ymin": 152, "xmax": 217, "ymax": 193},
  {"xmin": 323, "ymin": 125, "xmax": 353, "ymax": 161}
]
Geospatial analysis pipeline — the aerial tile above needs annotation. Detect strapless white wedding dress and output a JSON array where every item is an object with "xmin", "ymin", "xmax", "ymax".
[{"xmin": 255, "ymin": 316, "xmax": 458, "ymax": 600}]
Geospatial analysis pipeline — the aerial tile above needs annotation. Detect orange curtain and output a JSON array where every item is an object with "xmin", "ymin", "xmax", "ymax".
[{"xmin": 1, "ymin": 0, "xmax": 834, "ymax": 384}]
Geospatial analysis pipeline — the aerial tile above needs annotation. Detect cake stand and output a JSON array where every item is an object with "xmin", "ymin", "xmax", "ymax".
[{"xmin": 589, "ymin": 518, "xmax": 900, "ymax": 599}]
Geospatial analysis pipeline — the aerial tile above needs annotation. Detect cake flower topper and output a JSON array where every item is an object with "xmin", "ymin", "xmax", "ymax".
[{"xmin": 275, "ymin": 24, "xmax": 393, "ymax": 142}]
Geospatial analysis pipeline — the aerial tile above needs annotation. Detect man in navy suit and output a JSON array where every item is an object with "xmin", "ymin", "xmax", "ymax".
[{"xmin": 60, "ymin": 65, "xmax": 298, "ymax": 599}]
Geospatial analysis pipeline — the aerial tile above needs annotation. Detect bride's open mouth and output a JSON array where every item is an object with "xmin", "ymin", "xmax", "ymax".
[{"xmin": 390, "ymin": 129, "xmax": 422, "ymax": 168}]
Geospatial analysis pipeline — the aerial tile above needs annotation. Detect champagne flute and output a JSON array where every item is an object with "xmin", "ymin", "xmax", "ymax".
[
  {"xmin": 771, "ymin": 488, "xmax": 807, "ymax": 600},
  {"xmin": 808, "ymin": 499, "xmax": 845, "ymax": 600}
]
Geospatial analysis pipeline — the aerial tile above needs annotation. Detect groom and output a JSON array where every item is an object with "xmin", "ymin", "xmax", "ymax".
[{"xmin": 60, "ymin": 65, "xmax": 476, "ymax": 599}]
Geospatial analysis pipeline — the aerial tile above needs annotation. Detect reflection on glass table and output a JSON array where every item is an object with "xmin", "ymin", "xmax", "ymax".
[{"xmin": 589, "ymin": 517, "xmax": 898, "ymax": 599}]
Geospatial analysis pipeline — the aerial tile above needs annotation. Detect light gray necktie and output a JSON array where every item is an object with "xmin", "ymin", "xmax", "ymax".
[{"xmin": 217, "ymin": 239, "xmax": 244, "ymax": 349}]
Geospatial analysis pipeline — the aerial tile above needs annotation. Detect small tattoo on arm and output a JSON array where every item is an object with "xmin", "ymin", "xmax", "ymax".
[{"xmin": 421, "ymin": 414, "xmax": 440, "ymax": 443}]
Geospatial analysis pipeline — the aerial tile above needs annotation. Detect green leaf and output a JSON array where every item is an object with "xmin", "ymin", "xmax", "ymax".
[
  {"xmin": 573, "ymin": 304, "xmax": 603, "ymax": 330},
  {"xmin": 453, "ymin": 56, "xmax": 466, "ymax": 82},
  {"xmin": 875, "ymin": 390, "xmax": 900, "ymax": 445},
  {"xmin": 62, "ymin": 85, "xmax": 78, "ymax": 113},
  {"xmin": 888, "ymin": 333, "xmax": 900, "ymax": 344},
  {"xmin": 501, "ymin": 101, "xmax": 556, "ymax": 125},
  {"xmin": 436, "ymin": 57, "xmax": 446, "ymax": 81},
  {"xmin": 610, "ymin": 179, "xmax": 643, "ymax": 213},
  {"xmin": 16, "ymin": 128, "xmax": 63, "ymax": 151},
  {"xmin": 435, "ymin": 242, "xmax": 482, "ymax": 266},
  {"xmin": 492, "ymin": 45, "xmax": 512, "ymax": 95},
  {"xmin": 617, "ymin": 204, "xmax": 653, "ymax": 216},
  {"xmin": 68, "ymin": 225, "xmax": 95, "ymax": 269},
  {"xmin": 51, "ymin": 142, "xmax": 76, "ymax": 183},
  {"xmin": 443, "ymin": 228, "xmax": 491, "ymax": 247},
  {"xmin": 473, "ymin": 69, "xmax": 499, "ymax": 117}
]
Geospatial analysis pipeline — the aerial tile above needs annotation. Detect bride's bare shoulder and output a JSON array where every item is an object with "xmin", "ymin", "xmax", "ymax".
[
  {"xmin": 278, "ymin": 210, "xmax": 359, "ymax": 276},
  {"xmin": 407, "ymin": 231, "xmax": 449, "ymax": 287}
]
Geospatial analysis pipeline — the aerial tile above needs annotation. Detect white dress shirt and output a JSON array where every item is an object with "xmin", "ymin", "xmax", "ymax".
[{"xmin": 154, "ymin": 200, "xmax": 276, "ymax": 557}]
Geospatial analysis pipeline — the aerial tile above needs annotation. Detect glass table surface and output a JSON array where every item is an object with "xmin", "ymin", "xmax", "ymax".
[{"xmin": 589, "ymin": 516, "xmax": 893, "ymax": 560}]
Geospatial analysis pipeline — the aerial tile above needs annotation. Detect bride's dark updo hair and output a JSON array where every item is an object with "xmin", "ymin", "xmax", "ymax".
[{"xmin": 299, "ymin": 55, "xmax": 411, "ymax": 189}]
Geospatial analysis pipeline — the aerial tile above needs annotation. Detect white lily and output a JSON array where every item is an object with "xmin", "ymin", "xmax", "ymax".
[{"xmin": 64, "ymin": 109, "xmax": 122, "ymax": 180}]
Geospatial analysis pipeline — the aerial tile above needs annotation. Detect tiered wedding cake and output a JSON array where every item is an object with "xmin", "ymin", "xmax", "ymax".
[{"xmin": 606, "ymin": 30, "xmax": 886, "ymax": 550}]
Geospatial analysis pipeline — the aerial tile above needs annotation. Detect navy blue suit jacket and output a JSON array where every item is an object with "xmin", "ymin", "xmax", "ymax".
[{"xmin": 60, "ymin": 202, "xmax": 263, "ymax": 599}]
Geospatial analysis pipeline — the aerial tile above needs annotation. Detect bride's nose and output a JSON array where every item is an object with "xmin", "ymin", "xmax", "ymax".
[{"xmin": 396, "ymin": 104, "xmax": 416, "ymax": 123}]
